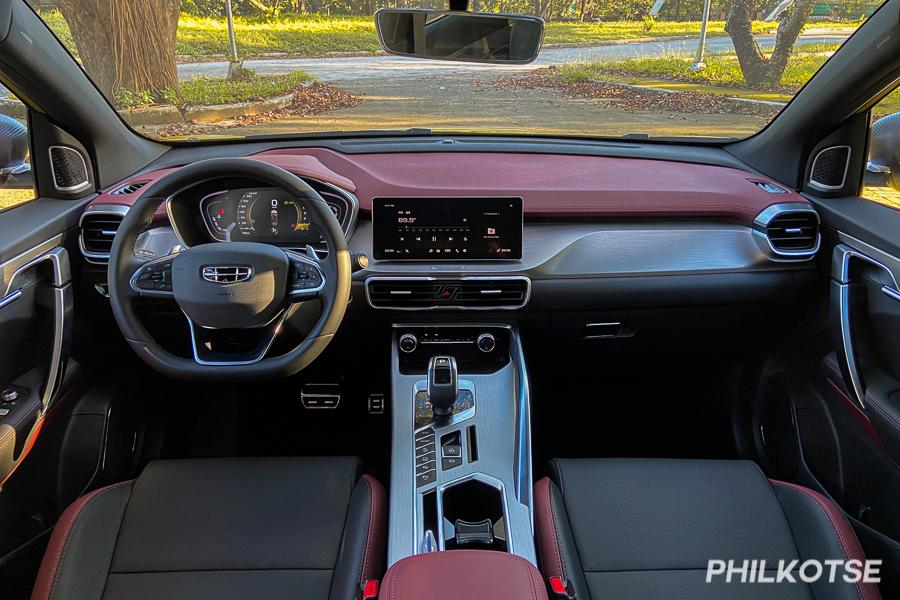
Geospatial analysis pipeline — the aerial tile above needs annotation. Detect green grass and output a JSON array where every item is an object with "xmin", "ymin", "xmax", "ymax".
[
  {"xmin": 0, "ymin": 188, "xmax": 34, "ymax": 211},
  {"xmin": 558, "ymin": 41, "xmax": 900, "ymax": 111},
  {"xmin": 559, "ymin": 42, "xmax": 841, "ymax": 91},
  {"xmin": 179, "ymin": 70, "xmax": 312, "ymax": 105},
  {"xmin": 38, "ymin": 12, "xmax": 851, "ymax": 60},
  {"xmin": 116, "ymin": 71, "xmax": 313, "ymax": 109}
]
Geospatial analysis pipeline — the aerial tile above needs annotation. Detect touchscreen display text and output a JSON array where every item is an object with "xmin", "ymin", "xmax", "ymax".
[{"xmin": 373, "ymin": 197, "xmax": 523, "ymax": 260}]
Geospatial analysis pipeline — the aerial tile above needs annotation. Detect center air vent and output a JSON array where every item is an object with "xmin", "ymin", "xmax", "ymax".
[
  {"xmin": 79, "ymin": 206, "xmax": 128, "ymax": 263},
  {"xmin": 112, "ymin": 181, "xmax": 148, "ymax": 195},
  {"xmin": 366, "ymin": 277, "xmax": 530, "ymax": 310},
  {"xmin": 753, "ymin": 204, "xmax": 820, "ymax": 259}
]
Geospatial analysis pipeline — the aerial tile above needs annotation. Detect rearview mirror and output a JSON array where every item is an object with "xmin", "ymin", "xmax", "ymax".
[{"xmin": 375, "ymin": 9, "xmax": 544, "ymax": 65}]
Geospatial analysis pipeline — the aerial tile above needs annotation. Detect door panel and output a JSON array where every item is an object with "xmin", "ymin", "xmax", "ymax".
[{"xmin": 0, "ymin": 237, "xmax": 72, "ymax": 484}]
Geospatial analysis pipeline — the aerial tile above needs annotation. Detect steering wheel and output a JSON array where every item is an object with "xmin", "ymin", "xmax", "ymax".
[{"xmin": 107, "ymin": 157, "xmax": 351, "ymax": 380}]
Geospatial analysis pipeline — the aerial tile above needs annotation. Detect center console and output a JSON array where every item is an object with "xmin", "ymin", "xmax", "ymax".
[{"xmin": 387, "ymin": 324, "xmax": 536, "ymax": 566}]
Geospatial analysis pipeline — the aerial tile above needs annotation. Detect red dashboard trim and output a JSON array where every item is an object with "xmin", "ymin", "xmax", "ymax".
[{"xmin": 89, "ymin": 148, "xmax": 808, "ymax": 223}]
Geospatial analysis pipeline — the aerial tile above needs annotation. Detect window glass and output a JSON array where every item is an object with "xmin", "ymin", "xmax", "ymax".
[
  {"xmin": 863, "ymin": 89, "xmax": 900, "ymax": 211},
  {"xmin": 31, "ymin": 1, "xmax": 888, "ymax": 143},
  {"xmin": 0, "ymin": 84, "xmax": 34, "ymax": 212}
]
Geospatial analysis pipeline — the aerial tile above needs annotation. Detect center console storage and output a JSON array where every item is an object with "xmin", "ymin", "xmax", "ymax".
[{"xmin": 380, "ymin": 550, "xmax": 548, "ymax": 600}]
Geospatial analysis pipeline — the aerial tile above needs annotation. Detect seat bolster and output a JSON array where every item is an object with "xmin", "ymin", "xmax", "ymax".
[
  {"xmin": 329, "ymin": 474, "xmax": 387, "ymax": 600},
  {"xmin": 770, "ymin": 480, "xmax": 882, "ymax": 600},
  {"xmin": 32, "ymin": 481, "xmax": 134, "ymax": 600},
  {"xmin": 534, "ymin": 477, "xmax": 591, "ymax": 600}
]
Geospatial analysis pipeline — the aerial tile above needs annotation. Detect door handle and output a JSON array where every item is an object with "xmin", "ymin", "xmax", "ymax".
[{"xmin": 882, "ymin": 286, "xmax": 900, "ymax": 303}]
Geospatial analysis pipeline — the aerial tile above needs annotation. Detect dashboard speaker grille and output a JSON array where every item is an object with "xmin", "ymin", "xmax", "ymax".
[
  {"xmin": 366, "ymin": 278, "xmax": 530, "ymax": 309},
  {"xmin": 80, "ymin": 212, "xmax": 124, "ymax": 259},
  {"xmin": 809, "ymin": 145, "xmax": 850, "ymax": 191},
  {"xmin": 49, "ymin": 146, "xmax": 90, "ymax": 193}
]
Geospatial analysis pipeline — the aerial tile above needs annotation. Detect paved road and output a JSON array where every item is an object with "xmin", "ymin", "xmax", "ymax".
[{"xmin": 177, "ymin": 33, "xmax": 848, "ymax": 81}]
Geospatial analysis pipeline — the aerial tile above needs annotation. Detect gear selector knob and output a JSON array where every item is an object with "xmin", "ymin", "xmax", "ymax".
[{"xmin": 427, "ymin": 355, "xmax": 458, "ymax": 416}]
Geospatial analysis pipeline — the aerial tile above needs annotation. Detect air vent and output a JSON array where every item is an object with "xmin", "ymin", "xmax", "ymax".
[
  {"xmin": 366, "ymin": 277, "xmax": 530, "ymax": 310},
  {"xmin": 809, "ymin": 145, "xmax": 851, "ymax": 191},
  {"xmin": 112, "ymin": 181, "xmax": 148, "ymax": 195},
  {"xmin": 79, "ymin": 206, "xmax": 128, "ymax": 263},
  {"xmin": 48, "ymin": 146, "xmax": 90, "ymax": 193},
  {"xmin": 753, "ymin": 204, "xmax": 820, "ymax": 259}
]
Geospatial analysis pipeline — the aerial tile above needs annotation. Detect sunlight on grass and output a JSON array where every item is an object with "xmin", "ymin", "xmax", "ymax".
[
  {"xmin": 0, "ymin": 188, "xmax": 34, "ymax": 211},
  {"xmin": 560, "ymin": 42, "xmax": 845, "ymax": 91},
  {"xmin": 863, "ymin": 187, "xmax": 900, "ymax": 211},
  {"xmin": 38, "ymin": 12, "xmax": 852, "ymax": 60}
]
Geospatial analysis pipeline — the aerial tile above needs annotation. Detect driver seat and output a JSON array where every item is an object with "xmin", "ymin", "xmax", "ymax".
[{"xmin": 31, "ymin": 457, "xmax": 385, "ymax": 600}]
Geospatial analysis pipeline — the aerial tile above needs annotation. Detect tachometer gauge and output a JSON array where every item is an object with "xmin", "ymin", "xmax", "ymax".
[{"xmin": 200, "ymin": 191, "xmax": 236, "ymax": 241}]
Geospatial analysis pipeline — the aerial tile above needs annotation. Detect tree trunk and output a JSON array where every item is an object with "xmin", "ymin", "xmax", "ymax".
[
  {"xmin": 56, "ymin": 0, "xmax": 181, "ymax": 101},
  {"xmin": 726, "ymin": 0, "xmax": 815, "ymax": 88}
]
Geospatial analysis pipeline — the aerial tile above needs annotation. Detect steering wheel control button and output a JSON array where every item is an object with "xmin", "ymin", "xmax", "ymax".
[
  {"xmin": 132, "ymin": 258, "xmax": 175, "ymax": 294},
  {"xmin": 399, "ymin": 333, "xmax": 418, "ymax": 353},
  {"xmin": 415, "ymin": 427, "xmax": 437, "ymax": 487},
  {"xmin": 288, "ymin": 256, "xmax": 325, "ymax": 297}
]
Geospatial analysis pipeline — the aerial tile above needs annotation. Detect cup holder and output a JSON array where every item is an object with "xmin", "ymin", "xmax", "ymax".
[{"xmin": 440, "ymin": 478, "xmax": 508, "ymax": 552}]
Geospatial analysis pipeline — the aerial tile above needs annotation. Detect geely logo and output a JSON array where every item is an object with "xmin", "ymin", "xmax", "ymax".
[{"xmin": 202, "ymin": 266, "xmax": 252, "ymax": 284}]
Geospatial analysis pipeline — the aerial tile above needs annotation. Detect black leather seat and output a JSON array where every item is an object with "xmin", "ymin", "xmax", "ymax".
[
  {"xmin": 535, "ymin": 459, "xmax": 882, "ymax": 600},
  {"xmin": 32, "ymin": 457, "xmax": 385, "ymax": 600}
]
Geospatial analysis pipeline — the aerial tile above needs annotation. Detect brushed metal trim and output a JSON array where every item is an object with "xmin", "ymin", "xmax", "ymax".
[
  {"xmin": 365, "ymin": 275, "xmax": 531, "ymax": 310},
  {"xmin": 0, "ymin": 289, "xmax": 22, "ymax": 310},
  {"xmin": 1, "ymin": 234, "xmax": 66, "ymax": 297},
  {"xmin": 883, "ymin": 286, "xmax": 900, "ymax": 303}
]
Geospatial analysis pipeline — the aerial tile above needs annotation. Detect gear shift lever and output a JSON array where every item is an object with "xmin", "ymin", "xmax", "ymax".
[{"xmin": 427, "ymin": 356, "xmax": 458, "ymax": 416}]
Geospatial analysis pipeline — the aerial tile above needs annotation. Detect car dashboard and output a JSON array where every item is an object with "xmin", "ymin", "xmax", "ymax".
[{"xmin": 77, "ymin": 144, "xmax": 821, "ymax": 316}]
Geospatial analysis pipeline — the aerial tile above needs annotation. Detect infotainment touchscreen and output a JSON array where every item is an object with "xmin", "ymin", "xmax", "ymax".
[{"xmin": 372, "ymin": 197, "xmax": 523, "ymax": 260}]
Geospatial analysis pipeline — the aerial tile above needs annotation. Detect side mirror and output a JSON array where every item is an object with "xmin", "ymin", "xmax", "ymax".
[
  {"xmin": 0, "ymin": 114, "xmax": 31, "ymax": 188},
  {"xmin": 375, "ymin": 9, "xmax": 544, "ymax": 64},
  {"xmin": 867, "ymin": 112, "xmax": 899, "ymax": 191}
]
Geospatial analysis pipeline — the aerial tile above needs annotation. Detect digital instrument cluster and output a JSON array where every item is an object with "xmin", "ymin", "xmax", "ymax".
[
  {"xmin": 199, "ymin": 187, "xmax": 343, "ymax": 246},
  {"xmin": 372, "ymin": 197, "xmax": 523, "ymax": 260}
]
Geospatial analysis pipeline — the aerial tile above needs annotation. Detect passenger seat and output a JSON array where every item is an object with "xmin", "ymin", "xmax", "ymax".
[{"xmin": 535, "ymin": 458, "xmax": 881, "ymax": 600}]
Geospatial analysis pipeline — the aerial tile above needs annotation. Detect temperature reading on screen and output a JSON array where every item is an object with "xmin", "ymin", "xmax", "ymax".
[{"xmin": 373, "ymin": 198, "xmax": 522, "ymax": 260}]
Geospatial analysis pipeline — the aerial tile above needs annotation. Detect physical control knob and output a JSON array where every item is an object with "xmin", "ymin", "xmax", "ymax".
[
  {"xmin": 476, "ymin": 333, "xmax": 496, "ymax": 353},
  {"xmin": 399, "ymin": 333, "xmax": 418, "ymax": 353}
]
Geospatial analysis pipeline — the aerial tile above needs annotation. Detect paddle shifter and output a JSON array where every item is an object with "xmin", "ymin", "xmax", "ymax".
[{"xmin": 427, "ymin": 356, "xmax": 458, "ymax": 416}]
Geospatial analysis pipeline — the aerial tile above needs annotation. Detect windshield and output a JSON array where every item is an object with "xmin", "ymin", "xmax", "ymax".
[{"xmin": 33, "ymin": 1, "xmax": 893, "ymax": 142}]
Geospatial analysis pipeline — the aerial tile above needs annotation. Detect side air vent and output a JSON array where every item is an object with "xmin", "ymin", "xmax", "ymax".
[
  {"xmin": 809, "ymin": 145, "xmax": 851, "ymax": 191},
  {"xmin": 112, "ymin": 181, "xmax": 148, "ymax": 195},
  {"xmin": 366, "ymin": 277, "xmax": 530, "ymax": 310},
  {"xmin": 48, "ymin": 146, "xmax": 91, "ymax": 193},
  {"xmin": 753, "ymin": 204, "xmax": 820, "ymax": 260},
  {"xmin": 79, "ymin": 206, "xmax": 129, "ymax": 263}
]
